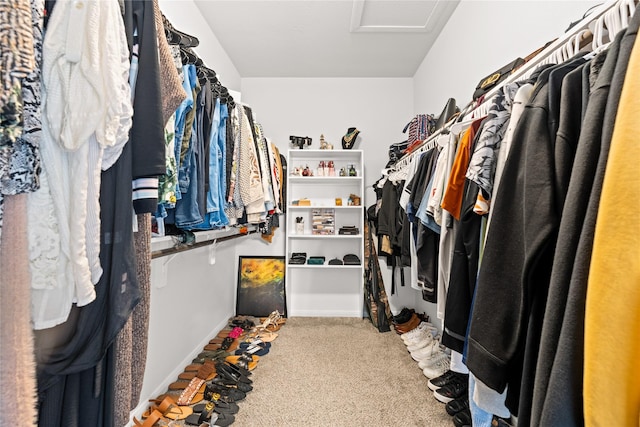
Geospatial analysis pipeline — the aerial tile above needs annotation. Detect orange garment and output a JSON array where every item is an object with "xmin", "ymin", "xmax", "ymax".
[{"xmin": 441, "ymin": 118, "xmax": 484, "ymax": 220}]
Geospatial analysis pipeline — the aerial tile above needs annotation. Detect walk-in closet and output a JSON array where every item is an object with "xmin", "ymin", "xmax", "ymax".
[{"xmin": 1, "ymin": 0, "xmax": 638, "ymax": 426}]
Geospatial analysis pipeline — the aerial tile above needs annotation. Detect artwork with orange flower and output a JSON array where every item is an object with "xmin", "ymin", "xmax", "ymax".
[{"xmin": 236, "ymin": 256, "xmax": 286, "ymax": 317}]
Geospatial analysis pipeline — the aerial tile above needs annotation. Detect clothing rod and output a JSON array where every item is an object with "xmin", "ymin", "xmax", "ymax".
[
  {"xmin": 151, "ymin": 228, "xmax": 257, "ymax": 259},
  {"xmin": 391, "ymin": 0, "xmax": 630, "ymax": 174},
  {"xmin": 464, "ymin": 0, "xmax": 631, "ymax": 120}
]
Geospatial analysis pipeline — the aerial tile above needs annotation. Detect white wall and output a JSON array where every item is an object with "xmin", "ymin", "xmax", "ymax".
[
  {"xmin": 413, "ymin": 0, "xmax": 600, "ymax": 115},
  {"xmin": 241, "ymin": 78, "xmax": 414, "ymax": 208},
  {"xmin": 159, "ymin": 0, "xmax": 241, "ymax": 91}
]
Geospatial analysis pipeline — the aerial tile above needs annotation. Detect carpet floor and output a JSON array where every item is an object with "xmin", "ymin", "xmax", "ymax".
[{"xmin": 233, "ymin": 317, "xmax": 451, "ymax": 427}]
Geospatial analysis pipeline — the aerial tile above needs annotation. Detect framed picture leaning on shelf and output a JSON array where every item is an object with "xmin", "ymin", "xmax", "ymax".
[{"xmin": 236, "ymin": 256, "xmax": 287, "ymax": 317}]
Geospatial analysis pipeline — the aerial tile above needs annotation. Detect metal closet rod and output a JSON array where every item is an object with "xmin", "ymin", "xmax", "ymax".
[
  {"xmin": 391, "ymin": 0, "xmax": 632, "ymax": 174},
  {"xmin": 464, "ymin": 0, "xmax": 634, "ymax": 120},
  {"xmin": 151, "ymin": 227, "xmax": 258, "ymax": 259}
]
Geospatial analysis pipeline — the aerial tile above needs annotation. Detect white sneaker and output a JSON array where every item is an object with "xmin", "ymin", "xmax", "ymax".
[
  {"xmin": 401, "ymin": 322, "xmax": 434, "ymax": 342},
  {"xmin": 422, "ymin": 352, "xmax": 451, "ymax": 379},
  {"xmin": 404, "ymin": 326, "xmax": 438, "ymax": 346},
  {"xmin": 407, "ymin": 333, "xmax": 436, "ymax": 352},
  {"xmin": 411, "ymin": 338, "xmax": 442, "ymax": 362},
  {"xmin": 415, "ymin": 341, "xmax": 444, "ymax": 365}
]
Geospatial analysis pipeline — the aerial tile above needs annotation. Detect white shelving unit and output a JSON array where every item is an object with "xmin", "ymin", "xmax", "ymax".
[{"xmin": 285, "ymin": 149, "xmax": 364, "ymax": 317}]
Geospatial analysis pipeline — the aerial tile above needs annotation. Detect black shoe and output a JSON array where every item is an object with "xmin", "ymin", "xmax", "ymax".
[
  {"xmin": 445, "ymin": 394, "xmax": 469, "ymax": 416},
  {"xmin": 433, "ymin": 374, "xmax": 468, "ymax": 404},
  {"xmin": 453, "ymin": 408, "xmax": 471, "ymax": 427},
  {"xmin": 392, "ymin": 308, "xmax": 413, "ymax": 324},
  {"xmin": 428, "ymin": 370, "xmax": 459, "ymax": 391}
]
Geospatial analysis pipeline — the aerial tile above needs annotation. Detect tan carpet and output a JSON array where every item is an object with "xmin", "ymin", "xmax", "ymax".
[{"xmin": 234, "ymin": 317, "xmax": 451, "ymax": 427}]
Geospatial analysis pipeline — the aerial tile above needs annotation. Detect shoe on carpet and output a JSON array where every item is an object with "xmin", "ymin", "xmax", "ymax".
[
  {"xmin": 395, "ymin": 313, "xmax": 421, "ymax": 334},
  {"xmin": 433, "ymin": 373, "xmax": 468, "ymax": 403},
  {"xmin": 428, "ymin": 370, "xmax": 457, "ymax": 391},
  {"xmin": 445, "ymin": 394, "xmax": 469, "ymax": 415},
  {"xmin": 402, "ymin": 322, "xmax": 436, "ymax": 343},
  {"xmin": 411, "ymin": 340, "xmax": 443, "ymax": 362},
  {"xmin": 422, "ymin": 351, "xmax": 451, "ymax": 379},
  {"xmin": 453, "ymin": 408, "xmax": 472, "ymax": 427},
  {"xmin": 417, "ymin": 343, "xmax": 445, "ymax": 368},
  {"xmin": 392, "ymin": 308, "xmax": 414, "ymax": 324},
  {"xmin": 406, "ymin": 333, "xmax": 436, "ymax": 352}
]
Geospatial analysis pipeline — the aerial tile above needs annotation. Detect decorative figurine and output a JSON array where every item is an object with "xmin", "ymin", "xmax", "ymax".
[
  {"xmin": 341, "ymin": 127, "xmax": 360, "ymax": 149},
  {"xmin": 319, "ymin": 134, "xmax": 333, "ymax": 150}
]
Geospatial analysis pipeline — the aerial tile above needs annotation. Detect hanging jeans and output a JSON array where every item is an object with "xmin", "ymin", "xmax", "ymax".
[{"xmin": 174, "ymin": 122, "xmax": 203, "ymax": 228}]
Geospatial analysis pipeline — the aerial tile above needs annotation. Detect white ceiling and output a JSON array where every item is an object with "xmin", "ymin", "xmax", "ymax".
[{"xmin": 195, "ymin": 0, "xmax": 460, "ymax": 78}]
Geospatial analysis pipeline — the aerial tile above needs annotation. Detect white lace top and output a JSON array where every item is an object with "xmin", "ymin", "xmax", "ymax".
[{"xmin": 29, "ymin": 0, "xmax": 132, "ymax": 330}]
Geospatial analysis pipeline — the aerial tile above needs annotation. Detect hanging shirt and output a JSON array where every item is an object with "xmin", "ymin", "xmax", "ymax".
[{"xmin": 441, "ymin": 118, "xmax": 483, "ymax": 220}]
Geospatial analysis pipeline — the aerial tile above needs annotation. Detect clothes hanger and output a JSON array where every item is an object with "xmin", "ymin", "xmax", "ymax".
[
  {"xmin": 180, "ymin": 47, "xmax": 199, "ymax": 65},
  {"xmin": 162, "ymin": 15, "xmax": 200, "ymax": 47}
]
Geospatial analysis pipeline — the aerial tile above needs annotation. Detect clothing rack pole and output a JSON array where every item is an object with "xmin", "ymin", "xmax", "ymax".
[
  {"xmin": 390, "ymin": 0, "xmax": 631, "ymax": 175},
  {"xmin": 464, "ymin": 0, "xmax": 633, "ymax": 120},
  {"xmin": 151, "ymin": 228, "xmax": 258, "ymax": 259}
]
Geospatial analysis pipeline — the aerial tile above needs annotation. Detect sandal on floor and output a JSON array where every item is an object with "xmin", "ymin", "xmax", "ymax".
[
  {"xmin": 193, "ymin": 395, "xmax": 240, "ymax": 415},
  {"xmin": 143, "ymin": 396, "xmax": 193, "ymax": 420},
  {"xmin": 205, "ymin": 382, "xmax": 246, "ymax": 402},
  {"xmin": 211, "ymin": 376, "xmax": 253, "ymax": 393},
  {"xmin": 249, "ymin": 330, "xmax": 278, "ymax": 342},
  {"xmin": 185, "ymin": 402, "xmax": 235, "ymax": 427},
  {"xmin": 178, "ymin": 370, "xmax": 216, "ymax": 381},
  {"xmin": 225, "ymin": 354, "xmax": 259, "ymax": 371},
  {"xmin": 256, "ymin": 310, "xmax": 285, "ymax": 332},
  {"xmin": 216, "ymin": 360, "xmax": 251, "ymax": 378},
  {"xmin": 215, "ymin": 362, "xmax": 252, "ymax": 384},
  {"xmin": 133, "ymin": 409, "xmax": 163, "ymax": 427}
]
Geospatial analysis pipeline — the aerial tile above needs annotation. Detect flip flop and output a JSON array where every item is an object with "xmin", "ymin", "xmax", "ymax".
[{"xmin": 235, "ymin": 343, "xmax": 269, "ymax": 357}]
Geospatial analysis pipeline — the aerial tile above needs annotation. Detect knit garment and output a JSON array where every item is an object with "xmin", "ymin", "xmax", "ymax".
[
  {"xmin": 152, "ymin": 0, "xmax": 186, "ymax": 125},
  {"xmin": 111, "ymin": 213, "xmax": 152, "ymax": 427},
  {"xmin": 0, "ymin": 194, "xmax": 37, "ymax": 426},
  {"xmin": 237, "ymin": 105, "xmax": 264, "ymax": 219}
]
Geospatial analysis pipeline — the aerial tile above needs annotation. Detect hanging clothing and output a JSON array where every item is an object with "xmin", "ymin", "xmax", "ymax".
[
  {"xmin": 465, "ymin": 58, "xmax": 582, "ymax": 415},
  {"xmin": 36, "ymin": 136, "xmax": 140, "ymax": 427},
  {"xmin": 0, "ymin": 194, "xmax": 37, "ymax": 427},
  {"xmin": 237, "ymin": 105, "xmax": 264, "ymax": 223},
  {"xmin": 441, "ymin": 119, "xmax": 483, "ymax": 220},
  {"xmin": 152, "ymin": 0, "xmax": 187, "ymax": 125},
  {"xmin": 582, "ymin": 11, "xmax": 640, "ymax": 425},
  {"xmin": 531, "ymin": 27, "xmax": 629, "ymax": 427},
  {"xmin": 30, "ymin": 0, "xmax": 132, "ymax": 329}
]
